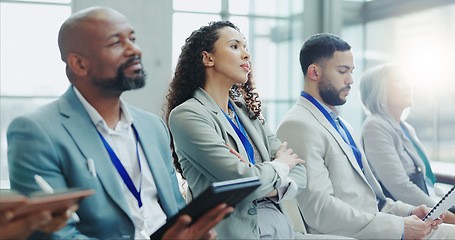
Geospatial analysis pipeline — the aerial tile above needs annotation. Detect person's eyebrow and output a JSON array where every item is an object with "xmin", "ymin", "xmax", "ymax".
[
  {"xmin": 228, "ymin": 39, "xmax": 248, "ymax": 50},
  {"xmin": 227, "ymin": 39, "xmax": 241, "ymax": 44},
  {"xmin": 337, "ymin": 65, "xmax": 355, "ymax": 71},
  {"xmin": 105, "ymin": 30, "xmax": 135, "ymax": 42}
]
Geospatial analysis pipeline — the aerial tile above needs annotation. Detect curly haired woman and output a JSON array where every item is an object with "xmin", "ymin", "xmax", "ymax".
[{"xmin": 165, "ymin": 21, "xmax": 309, "ymax": 239}]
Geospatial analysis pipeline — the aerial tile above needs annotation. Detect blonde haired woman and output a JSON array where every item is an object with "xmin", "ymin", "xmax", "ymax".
[{"xmin": 359, "ymin": 63, "xmax": 455, "ymax": 224}]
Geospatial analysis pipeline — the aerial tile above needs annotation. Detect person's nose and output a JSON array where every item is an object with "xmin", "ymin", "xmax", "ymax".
[
  {"xmin": 346, "ymin": 72, "xmax": 354, "ymax": 85},
  {"xmin": 242, "ymin": 48, "xmax": 250, "ymax": 60},
  {"xmin": 125, "ymin": 39, "xmax": 142, "ymax": 58}
]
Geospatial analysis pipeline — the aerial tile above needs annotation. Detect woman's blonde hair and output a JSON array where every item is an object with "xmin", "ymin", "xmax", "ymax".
[{"xmin": 359, "ymin": 63, "xmax": 405, "ymax": 116}]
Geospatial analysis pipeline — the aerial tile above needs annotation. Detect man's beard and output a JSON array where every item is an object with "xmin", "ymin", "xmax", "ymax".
[
  {"xmin": 319, "ymin": 72, "xmax": 349, "ymax": 106},
  {"xmin": 92, "ymin": 58, "xmax": 146, "ymax": 93}
]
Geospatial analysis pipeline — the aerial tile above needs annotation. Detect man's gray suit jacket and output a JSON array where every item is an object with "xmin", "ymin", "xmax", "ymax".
[{"xmin": 7, "ymin": 87, "xmax": 186, "ymax": 239}]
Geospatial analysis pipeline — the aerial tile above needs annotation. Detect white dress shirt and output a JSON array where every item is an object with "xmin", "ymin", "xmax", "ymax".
[{"xmin": 74, "ymin": 86, "xmax": 167, "ymax": 239}]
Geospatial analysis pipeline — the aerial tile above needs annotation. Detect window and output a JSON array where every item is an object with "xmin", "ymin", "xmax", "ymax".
[
  {"xmin": 360, "ymin": 3, "xmax": 455, "ymax": 164},
  {"xmin": 0, "ymin": 0, "xmax": 71, "ymax": 188}
]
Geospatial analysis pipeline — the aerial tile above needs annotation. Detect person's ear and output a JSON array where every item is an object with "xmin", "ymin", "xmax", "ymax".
[
  {"xmin": 307, "ymin": 64, "xmax": 321, "ymax": 81},
  {"xmin": 201, "ymin": 51, "xmax": 214, "ymax": 67},
  {"xmin": 67, "ymin": 53, "xmax": 88, "ymax": 76}
]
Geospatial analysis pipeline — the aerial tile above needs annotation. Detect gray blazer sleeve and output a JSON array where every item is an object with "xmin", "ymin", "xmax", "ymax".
[
  {"xmin": 169, "ymin": 101, "xmax": 292, "ymax": 202},
  {"xmin": 8, "ymin": 116, "xmax": 93, "ymax": 239},
  {"xmin": 263, "ymin": 116, "xmax": 307, "ymax": 197}
]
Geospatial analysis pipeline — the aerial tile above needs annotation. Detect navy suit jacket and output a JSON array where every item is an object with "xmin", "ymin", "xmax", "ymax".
[{"xmin": 7, "ymin": 87, "xmax": 186, "ymax": 239}]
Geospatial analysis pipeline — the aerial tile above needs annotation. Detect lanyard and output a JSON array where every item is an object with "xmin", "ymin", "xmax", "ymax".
[
  {"xmin": 301, "ymin": 91, "xmax": 363, "ymax": 170},
  {"xmin": 97, "ymin": 125, "xmax": 143, "ymax": 208},
  {"xmin": 400, "ymin": 124, "xmax": 436, "ymax": 185},
  {"xmin": 221, "ymin": 102, "xmax": 255, "ymax": 164}
]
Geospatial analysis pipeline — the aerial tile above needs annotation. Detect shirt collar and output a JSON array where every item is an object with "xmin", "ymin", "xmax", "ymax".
[
  {"xmin": 73, "ymin": 86, "xmax": 133, "ymax": 132},
  {"xmin": 314, "ymin": 97, "xmax": 339, "ymax": 121}
]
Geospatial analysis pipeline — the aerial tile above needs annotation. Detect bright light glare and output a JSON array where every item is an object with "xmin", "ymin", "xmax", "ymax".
[{"xmin": 0, "ymin": 3, "xmax": 71, "ymax": 96}]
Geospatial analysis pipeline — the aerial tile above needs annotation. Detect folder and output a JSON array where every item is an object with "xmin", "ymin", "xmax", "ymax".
[{"xmin": 423, "ymin": 185, "xmax": 455, "ymax": 221}]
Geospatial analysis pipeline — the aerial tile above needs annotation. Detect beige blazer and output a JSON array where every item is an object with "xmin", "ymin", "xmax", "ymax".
[
  {"xmin": 169, "ymin": 88, "xmax": 307, "ymax": 239},
  {"xmin": 276, "ymin": 96, "xmax": 413, "ymax": 239}
]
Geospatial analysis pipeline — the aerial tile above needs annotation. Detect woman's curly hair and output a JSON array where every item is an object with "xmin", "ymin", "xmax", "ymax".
[{"xmin": 164, "ymin": 20, "xmax": 263, "ymax": 175}]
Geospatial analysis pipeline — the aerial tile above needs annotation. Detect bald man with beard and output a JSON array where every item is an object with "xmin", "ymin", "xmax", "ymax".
[{"xmin": 7, "ymin": 7, "xmax": 232, "ymax": 239}]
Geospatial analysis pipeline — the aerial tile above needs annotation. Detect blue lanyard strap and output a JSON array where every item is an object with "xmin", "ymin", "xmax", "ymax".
[
  {"xmin": 301, "ymin": 91, "xmax": 363, "ymax": 170},
  {"xmin": 338, "ymin": 119, "xmax": 363, "ymax": 170},
  {"xmin": 221, "ymin": 102, "xmax": 255, "ymax": 164},
  {"xmin": 97, "ymin": 125, "xmax": 143, "ymax": 208}
]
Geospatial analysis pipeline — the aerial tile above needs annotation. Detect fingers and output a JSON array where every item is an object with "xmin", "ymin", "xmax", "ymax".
[
  {"xmin": 191, "ymin": 203, "xmax": 233, "ymax": 234},
  {"xmin": 162, "ymin": 204, "xmax": 233, "ymax": 240},
  {"xmin": 201, "ymin": 229, "xmax": 218, "ymax": 240},
  {"xmin": 208, "ymin": 229, "xmax": 218, "ymax": 240},
  {"xmin": 412, "ymin": 205, "xmax": 430, "ymax": 219},
  {"xmin": 287, "ymin": 150, "xmax": 305, "ymax": 167},
  {"xmin": 296, "ymin": 158, "xmax": 306, "ymax": 165},
  {"xmin": 0, "ymin": 210, "xmax": 52, "ymax": 240},
  {"xmin": 160, "ymin": 214, "xmax": 192, "ymax": 239},
  {"xmin": 423, "ymin": 220, "xmax": 434, "ymax": 238},
  {"xmin": 404, "ymin": 215, "xmax": 433, "ymax": 239},
  {"xmin": 431, "ymin": 217, "xmax": 443, "ymax": 230},
  {"xmin": 275, "ymin": 142, "xmax": 288, "ymax": 157},
  {"xmin": 171, "ymin": 214, "xmax": 193, "ymax": 233},
  {"xmin": 68, "ymin": 204, "xmax": 79, "ymax": 213},
  {"xmin": 421, "ymin": 217, "xmax": 434, "ymax": 236},
  {"xmin": 39, "ymin": 205, "xmax": 78, "ymax": 233},
  {"xmin": 431, "ymin": 222, "xmax": 439, "ymax": 231},
  {"xmin": 438, "ymin": 212, "xmax": 446, "ymax": 220},
  {"xmin": 0, "ymin": 210, "xmax": 14, "ymax": 225},
  {"xmin": 26, "ymin": 210, "xmax": 52, "ymax": 230}
]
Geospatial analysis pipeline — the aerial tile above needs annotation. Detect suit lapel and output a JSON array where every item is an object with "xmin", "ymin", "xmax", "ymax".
[
  {"xmin": 298, "ymin": 97, "xmax": 367, "ymax": 182},
  {"xmin": 216, "ymin": 109, "xmax": 244, "ymax": 157},
  {"xmin": 59, "ymin": 87, "xmax": 132, "ymax": 219},
  {"xmin": 337, "ymin": 117, "xmax": 368, "ymax": 178},
  {"xmin": 390, "ymin": 119, "xmax": 426, "ymax": 171},
  {"xmin": 193, "ymin": 88, "xmax": 249, "ymax": 159},
  {"xmin": 129, "ymin": 108, "xmax": 179, "ymax": 216},
  {"xmin": 231, "ymin": 101, "xmax": 271, "ymax": 162}
]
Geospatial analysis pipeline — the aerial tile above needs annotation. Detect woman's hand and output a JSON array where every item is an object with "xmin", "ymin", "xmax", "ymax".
[{"xmin": 274, "ymin": 142, "xmax": 305, "ymax": 170}]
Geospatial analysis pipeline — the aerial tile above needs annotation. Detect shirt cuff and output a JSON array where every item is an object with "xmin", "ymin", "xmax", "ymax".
[
  {"xmin": 408, "ymin": 207, "xmax": 414, "ymax": 216},
  {"xmin": 264, "ymin": 161, "xmax": 289, "ymax": 187},
  {"xmin": 268, "ymin": 187, "xmax": 287, "ymax": 202},
  {"xmin": 401, "ymin": 220, "xmax": 405, "ymax": 240},
  {"xmin": 402, "ymin": 208, "xmax": 414, "ymax": 240},
  {"xmin": 280, "ymin": 177, "xmax": 298, "ymax": 201},
  {"xmin": 267, "ymin": 177, "xmax": 299, "ymax": 203}
]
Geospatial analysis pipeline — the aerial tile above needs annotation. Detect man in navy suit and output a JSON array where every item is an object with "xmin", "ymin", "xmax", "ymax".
[{"xmin": 7, "ymin": 6, "xmax": 231, "ymax": 239}]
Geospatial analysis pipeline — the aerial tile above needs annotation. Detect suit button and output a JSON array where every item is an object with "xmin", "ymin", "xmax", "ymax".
[{"xmin": 248, "ymin": 208, "xmax": 257, "ymax": 215}]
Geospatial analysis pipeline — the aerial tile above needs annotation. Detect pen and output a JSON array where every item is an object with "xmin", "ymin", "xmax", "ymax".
[
  {"xmin": 87, "ymin": 158, "xmax": 97, "ymax": 178},
  {"xmin": 34, "ymin": 174, "xmax": 80, "ymax": 222}
]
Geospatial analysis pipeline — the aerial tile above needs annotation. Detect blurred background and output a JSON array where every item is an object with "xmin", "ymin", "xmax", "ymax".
[{"xmin": 1, "ymin": 0, "xmax": 454, "ymax": 188}]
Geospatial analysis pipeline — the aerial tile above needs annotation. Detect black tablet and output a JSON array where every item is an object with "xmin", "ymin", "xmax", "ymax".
[{"xmin": 151, "ymin": 176, "xmax": 261, "ymax": 239}]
